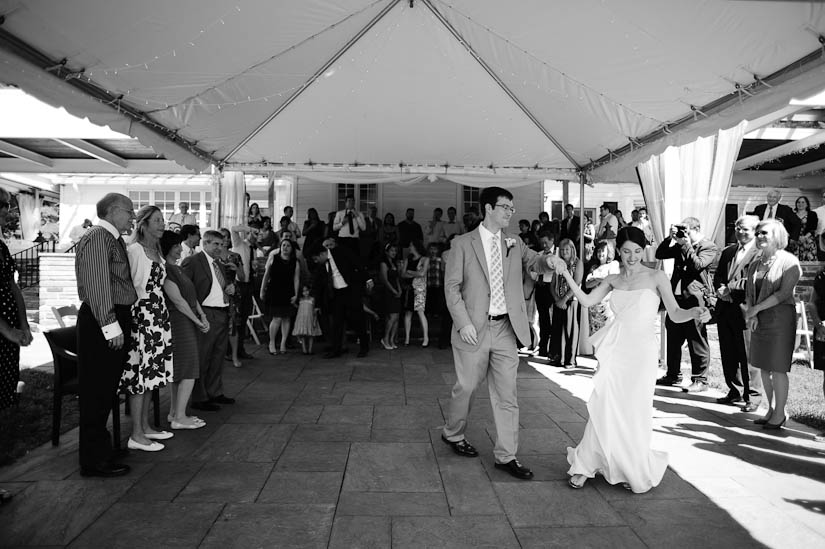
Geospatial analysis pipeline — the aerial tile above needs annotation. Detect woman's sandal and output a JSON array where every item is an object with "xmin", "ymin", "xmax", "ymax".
[{"xmin": 568, "ymin": 474, "xmax": 587, "ymax": 489}]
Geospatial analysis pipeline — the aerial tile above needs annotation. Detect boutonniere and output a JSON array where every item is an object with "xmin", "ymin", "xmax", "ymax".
[{"xmin": 504, "ymin": 237, "xmax": 517, "ymax": 257}]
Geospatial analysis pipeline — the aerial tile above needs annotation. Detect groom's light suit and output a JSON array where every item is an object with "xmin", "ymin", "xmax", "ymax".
[{"xmin": 443, "ymin": 226, "xmax": 552, "ymax": 462}]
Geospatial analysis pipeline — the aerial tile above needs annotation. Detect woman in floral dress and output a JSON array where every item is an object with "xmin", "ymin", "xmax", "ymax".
[
  {"xmin": 794, "ymin": 196, "xmax": 819, "ymax": 262},
  {"xmin": 218, "ymin": 228, "xmax": 244, "ymax": 367},
  {"xmin": 121, "ymin": 206, "xmax": 173, "ymax": 452}
]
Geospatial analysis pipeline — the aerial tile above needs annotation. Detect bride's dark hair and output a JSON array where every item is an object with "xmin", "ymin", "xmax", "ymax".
[{"xmin": 616, "ymin": 226, "xmax": 647, "ymax": 249}]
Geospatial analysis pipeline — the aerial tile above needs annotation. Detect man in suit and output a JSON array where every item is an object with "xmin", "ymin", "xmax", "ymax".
[
  {"xmin": 182, "ymin": 230, "xmax": 236, "ymax": 411},
  {"xmin": 533, "ymin": 232, "xmax": 556, "ymax": 358},
  {"xmin": 753, "ymin": 190, "xmax": 801, "ymax": 249},
  {"xmin": 442, "ymin": 186, "xmax": 554, "ymax": 480},
  {"xmin": 559, "ymin": 204, "xmax": 581, "ymax": 249},
  {"xmin": 713, "ymin": 215, "xmax": 760, "ymax": 412},
  {"xmin": 308, "ymin": 242, "xmax": 370, "ymax": 358},
  {"xmin": 596, "ymin": 203, "xmax": 618, "ymax": 246},
  {"xmin": 655, "ymin": 217, "xmax": 718, "ymax": 392},
  {"xmin": 75, "ymin": 193, "xmax": 137, "ymax": 477}
]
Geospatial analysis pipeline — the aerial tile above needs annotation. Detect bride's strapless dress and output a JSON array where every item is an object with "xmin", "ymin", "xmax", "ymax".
[{"xmin": 566, "ymin": 288, "xmax": 667, "ymax": 493}]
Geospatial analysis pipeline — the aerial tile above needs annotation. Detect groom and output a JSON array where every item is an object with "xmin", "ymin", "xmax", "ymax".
[{"xmin": 442, "ymin": 186, "xmax": 554, "ymax": 479}]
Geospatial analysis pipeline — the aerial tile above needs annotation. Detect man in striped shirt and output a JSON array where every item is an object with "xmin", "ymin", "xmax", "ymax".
[{"xmin": 75, "ymin": 193, "xmax": 137, "ymax": 477}]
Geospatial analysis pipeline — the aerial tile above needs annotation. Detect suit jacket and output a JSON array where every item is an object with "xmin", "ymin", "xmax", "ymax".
[
  {"xmin": 445, "ymin": 227, "xmax": 552, "ymax": 349},
  {"xmin": 181, "ymin": 251, "xmax": 227, "ymax": 304},
  {"xmin": 559, "ymin": 215, "xmax": 581, "ymax": 244},
  {"xmin": 713, "ymin": 243, "xmax": 758, "ymax": 329},
  {"xmin": 655, "ymin": 236, "xmax": 718, "ymax": 299},
  {"xmin": 753, "ymin": 203, "xmax": 801, "ymax": 241},
  {"xmin": 313, "ymin": 245, "xmax": 366, "ymax": 310}
]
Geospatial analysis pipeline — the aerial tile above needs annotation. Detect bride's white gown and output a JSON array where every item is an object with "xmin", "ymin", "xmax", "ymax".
[{"xmin": 567, "ymin": 288, "xmax": 668, "ymax": 493}]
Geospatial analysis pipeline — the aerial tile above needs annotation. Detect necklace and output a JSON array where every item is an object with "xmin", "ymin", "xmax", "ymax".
[{"xmin": 759, "ymin": 253, "xmax": 776, "ymax": 267}]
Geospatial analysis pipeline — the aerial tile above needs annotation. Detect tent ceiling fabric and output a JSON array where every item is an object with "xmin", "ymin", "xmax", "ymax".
[{"xmin": 0, "ymin": 0, "xmax": 824, "ymax": 178}]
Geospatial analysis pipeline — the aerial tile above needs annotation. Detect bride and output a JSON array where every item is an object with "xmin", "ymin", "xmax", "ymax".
[{"xmin": 551, "ymin": 226, "xmax": 710, "ymax": 493}]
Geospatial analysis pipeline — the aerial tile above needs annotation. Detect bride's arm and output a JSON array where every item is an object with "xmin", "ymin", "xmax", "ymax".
[
  {"xmin": 655, "ymin": 270, "xmax": 710, "ymax": 323},
  {"xmin": 554, "ymin": 258, "xmax": 613, "ymax": 307}
]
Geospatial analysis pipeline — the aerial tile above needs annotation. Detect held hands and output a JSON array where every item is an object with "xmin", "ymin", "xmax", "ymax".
[
  {"xmin": 692, "ymin": 306, "xmax": 712, "ymax": 324},
  {"xmin": 458, "ymin": 324, "xmax": 478, "ymax": 346},
  {"xmin": 547, "ymin": 255, "xmax": 567, "ymax": 273},
  {"xmin": 225, "ymin": 283, "xmax": 236, "ymax": 297}
]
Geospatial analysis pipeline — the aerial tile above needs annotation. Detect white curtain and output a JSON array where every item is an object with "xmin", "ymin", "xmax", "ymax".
[
  {"xmin": 637, "ymin": 120, "xmax": 748, "ymax": 243},
  {"xmin": 217, "ymin": 170, "xmax": 246, "ymax": 229},
  {"xmin": 16, "ymin": 193, "xmax": 40, "ymax": 241}
]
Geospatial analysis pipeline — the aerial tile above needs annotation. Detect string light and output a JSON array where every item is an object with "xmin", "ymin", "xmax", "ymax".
[{"xmin": 87, "ymin": 5, "xmax": 244, "ymax": 76}]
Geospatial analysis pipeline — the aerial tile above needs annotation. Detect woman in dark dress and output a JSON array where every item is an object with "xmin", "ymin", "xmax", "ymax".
[
  {"xmin": 218, "ymin": 228, "xmax": 245, "ymax": 367},
  {"xmin": 302, "ymin": 207, "xmax": 325, "ymax": 255},
  {"xmin": 161, "ymin": 231, "xmax": 209, "ymax": 429},
  {"xmin": 378, "ymin": 243, "xmax": 402, "ymax": 350},
  {"xmin": 261, "ymin": 239, "xmax": 300, "ymax": 355},
  {"xmin": 0, "ymin": 187, "xmax": 33, "ymax": 412},
  {"xmin": 379, "ymin": 213, "xmax": 398, "ymax": 250}
]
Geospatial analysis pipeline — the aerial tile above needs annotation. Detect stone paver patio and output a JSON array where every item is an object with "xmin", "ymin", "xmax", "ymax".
[{"xmin": 1, "ymin": 344, "xmax": 824, "ymax": 548}]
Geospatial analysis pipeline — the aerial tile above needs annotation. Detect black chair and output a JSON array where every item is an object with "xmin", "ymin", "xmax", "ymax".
[{"xmin": 44, "ymin": 326, "xmax": 121, "ymax": 447}]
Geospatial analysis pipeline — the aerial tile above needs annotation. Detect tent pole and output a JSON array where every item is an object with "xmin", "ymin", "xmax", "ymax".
[
  {"xmin": 222, "ymin": 0, "xmax": 402, "ymax": 164},
  {"xmin": 578, "ymin": 172, "xmax": 586, "ymax": 262},
  {"xmin": 268, "ymin": 172, "xmax": 276, "ymax": 220}
]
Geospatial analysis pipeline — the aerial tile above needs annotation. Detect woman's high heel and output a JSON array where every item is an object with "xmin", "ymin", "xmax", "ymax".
[
  {"xmin": 568, "ymin": 474, "xmax": 587, "ymax": 489},
  {"xmin": 763, "ymin": 417, "xmax": 787, "ymax": 430}
]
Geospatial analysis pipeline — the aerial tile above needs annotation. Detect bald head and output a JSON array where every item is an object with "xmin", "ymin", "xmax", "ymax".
[{"xmin": 767, "ymin": 190, "xmax": 781, "ymax": 206}]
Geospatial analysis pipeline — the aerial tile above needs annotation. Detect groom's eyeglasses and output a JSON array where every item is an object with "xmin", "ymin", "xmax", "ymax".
[{"xmin": 494, "ymin": 204, "xmax": 516, "ymax": 214}]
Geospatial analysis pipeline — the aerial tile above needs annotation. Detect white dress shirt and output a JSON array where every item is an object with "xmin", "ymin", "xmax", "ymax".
[
  {"xmin": 333, "ymin": 209, "xmax": 366, "ymax": 238},
  {"xmin": 202, "ymin": 253, "xmax": 227, "ymax": 307},
  {"xmin": 327, "ymin": 253, "xmax": 348, "ymax": 289},
  {"xmin": 479, "ymin": 223, "xmax": 506, "ymax": 315}
]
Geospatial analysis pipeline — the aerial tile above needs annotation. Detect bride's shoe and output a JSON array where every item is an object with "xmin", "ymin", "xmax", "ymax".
[{"xmin": 568, "ymin": 474, "xmax": 587, "ymax": 489}]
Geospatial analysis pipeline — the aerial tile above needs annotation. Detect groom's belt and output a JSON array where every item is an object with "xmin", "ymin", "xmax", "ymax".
[{"xmin": 487, "ymin": 313, "xmax": 508, "ymax": 321}]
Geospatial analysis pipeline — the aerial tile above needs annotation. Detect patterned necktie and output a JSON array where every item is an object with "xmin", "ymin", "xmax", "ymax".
[
  {"xmin": 490, "ymin": 235, "xmax": 505, "ymax": 312},
  {"xmin": 213, "ymin": 261, "xmax": 229, "ymax": 304}
]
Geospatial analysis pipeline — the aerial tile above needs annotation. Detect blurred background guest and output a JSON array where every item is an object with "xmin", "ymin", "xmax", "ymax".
[
  {"xmin": 247, "ymin": 203, "xmax": 263, "ymax": 226},
  {"xmin": 378, "ymin": 243, "xmax": 402, "ymax": 350},
  {"xmin": 160, "ymin": 230, "xmax": 208, "ymax": 429},
  {"xmin": 302, "ymin": 207, "xmax": 325, "ymax": 257},
  {"xmin": 260, "ymin": 239, "xmax": 300, "ymax": 355},
  {"xmin": 550, "ymin": 238, "xmax": 583, "ymax": 367},
  {"xmin": 0, "ymin": 187, "xmax": 33, "ymax": 412},
  {"xmin": 379, "ymin": 212, "xmax": 398, "ymax": 250},
  {"xmin": 794, "ymin": 195, "xmax": 818, "ymax": 261},
  {"xmin": 218, "ymin": 228, "xmax": 244, "ymax": 368},
  {"xmin": 401, "ymin": 240, "xmax": 429, "ymax": 347}
]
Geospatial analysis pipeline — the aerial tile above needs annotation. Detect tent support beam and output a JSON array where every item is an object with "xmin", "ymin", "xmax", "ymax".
[
  {"xmin": 222, "ymin": 0, "xmax": 403, "ymax": 165},
  {"xmin": 421, "ymin": 0, "xmax": 581, "ymax": 170},
  {"xmin": 584, "ymin": 45, "xmax": 825, "ymax": 173}
]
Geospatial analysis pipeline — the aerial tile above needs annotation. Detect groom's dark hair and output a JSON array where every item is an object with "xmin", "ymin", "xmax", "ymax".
[{"xmin": 479, "ymin": 186, "xmax": 513, "ymax": 217}]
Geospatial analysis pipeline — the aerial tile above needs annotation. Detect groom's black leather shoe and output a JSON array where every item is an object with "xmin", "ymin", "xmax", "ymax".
[
  {"xmin": 441, "ymin": 435, "xmax": 479, "ymax": 457},
  {"xmin": 495, "ymin": 459, "xmax": 534, "ymax": 480}
]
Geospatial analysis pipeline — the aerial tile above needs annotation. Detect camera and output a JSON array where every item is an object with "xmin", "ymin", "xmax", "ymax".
[{"xmin": 673, "ymin": 224, "xmax": 687, "ymax": 239}]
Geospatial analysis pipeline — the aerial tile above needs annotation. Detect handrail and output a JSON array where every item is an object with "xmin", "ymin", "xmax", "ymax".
[{"xmin": 11, "ymin": 240, "xmax": 56, "ymax": 289}]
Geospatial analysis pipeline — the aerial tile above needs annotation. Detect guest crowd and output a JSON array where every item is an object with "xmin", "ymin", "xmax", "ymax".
[{"xmin": 1, "ymin": 185, "xmax": 823, "ymax": 483}]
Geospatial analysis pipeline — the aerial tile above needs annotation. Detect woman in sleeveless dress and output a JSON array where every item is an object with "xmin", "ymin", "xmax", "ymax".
[
  {"xmin": 551, "ymin": 227, "xmax": 710, "ymax": 493},
  {"xmin": 121, "ymin": 206, "xmax": 174, "ymax": 452}
]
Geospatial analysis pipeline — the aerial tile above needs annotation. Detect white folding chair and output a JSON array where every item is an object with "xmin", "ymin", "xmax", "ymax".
[
  {"xmin": 794, "ymin": 288, "xmax": 814, "ymax": 366},
  {"xmin": 51, "ymin": 304, "xmax": 78, "ymax": 328},
  {"xmin": 246, "ymin": 297, "xmax": 267, "ymax": 345}
]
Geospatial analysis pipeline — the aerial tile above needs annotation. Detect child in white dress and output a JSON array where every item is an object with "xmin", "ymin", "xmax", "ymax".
[{"xmin": 292, "ymin": 285, "xmax": 322, "ymax": 354}]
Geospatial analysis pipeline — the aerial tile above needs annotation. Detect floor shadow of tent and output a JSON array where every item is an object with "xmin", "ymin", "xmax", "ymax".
[
  {"xmin": 654, "ymin": 421, "xmax": 825, "ymax": 484},
  {"xmin": 782, "ymin": 498, "xmax": 825, "ymax": 515}
]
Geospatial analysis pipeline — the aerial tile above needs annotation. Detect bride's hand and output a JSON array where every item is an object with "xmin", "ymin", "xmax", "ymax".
[{"xmin": 693, "ymin": 306, "xmax": 712, "ymax": 323}]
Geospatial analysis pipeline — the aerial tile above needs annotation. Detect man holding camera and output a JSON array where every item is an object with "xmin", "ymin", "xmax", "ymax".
[
  {"xmin": 655, "ymin": 217, "xmax": 718, "ymax": 392},
  {"xmin": 333, "ymin": 194, "xmax": 366, "ymax": 256}
]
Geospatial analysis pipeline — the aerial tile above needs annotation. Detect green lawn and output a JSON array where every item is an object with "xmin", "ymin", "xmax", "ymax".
[
  {"xmin": 704, "ymin": 328, "xmax": 825, "ymax": 432},
  {"xmin": 0, "ymin": 369, "xmax": 79, "ymax": 467}
]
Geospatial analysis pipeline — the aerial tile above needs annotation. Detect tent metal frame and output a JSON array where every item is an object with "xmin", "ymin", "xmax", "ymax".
[{"xmin": 221, "ymin": 0, "xmax": 403, "ymax": 166}]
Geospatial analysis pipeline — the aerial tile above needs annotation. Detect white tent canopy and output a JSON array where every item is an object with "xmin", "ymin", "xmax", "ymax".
[{"xmin": 1, "ymin": 0, "xmax": 824, "ymax": 181}]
